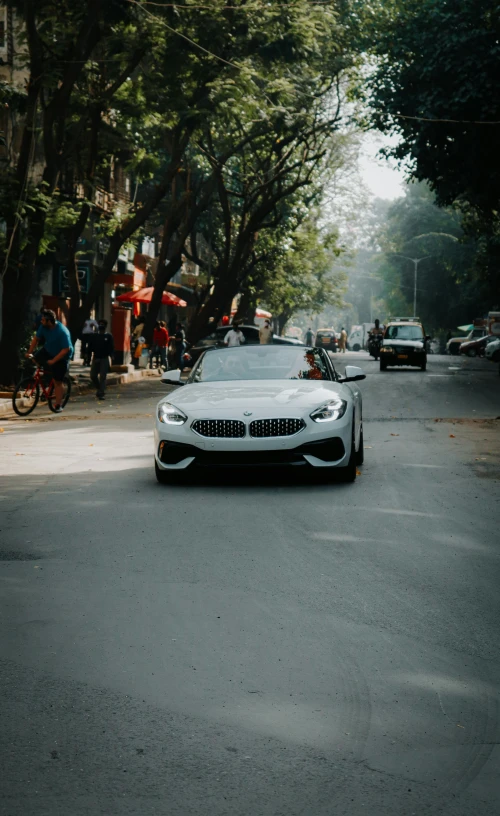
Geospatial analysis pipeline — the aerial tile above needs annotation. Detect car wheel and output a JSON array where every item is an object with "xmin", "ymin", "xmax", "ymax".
[
  {"xmin": 352, "ymin": 343, "xmax": 360, "ymax": 352},
  {"xmin": 421, "ymin": 359, "xmax": 427, "ymax": 371},
  {"xmin": 467, "ymin": 349, "xmax": 477, "ymax": 357},
  {"xmin": 155, "ymin": 459, "xmax": 171, "ymax": 484},
  {"xmin": 355, "ymin": 423, "xmax": 364, "ymax": 466},
  {"xmin": 337, "ymin": 424, "xmax": 357, "ymax": 483},
  {"xmin": 380, "ymin": 359, "xmax": 387, "ymax": 371}
]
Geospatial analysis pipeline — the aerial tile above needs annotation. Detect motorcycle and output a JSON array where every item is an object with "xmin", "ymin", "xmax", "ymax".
[{"xmin": 367, "ymin": 333, "xmax": 382, "ymax": 360}]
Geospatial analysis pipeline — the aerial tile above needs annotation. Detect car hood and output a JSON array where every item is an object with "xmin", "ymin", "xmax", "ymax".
[
  {"xmin": 382, "ymin": 339, "xmax": 424, "ymax": 349},
  {"xmin": 159, "ymin": 380, "xmax": 348, "ymax": 415}
]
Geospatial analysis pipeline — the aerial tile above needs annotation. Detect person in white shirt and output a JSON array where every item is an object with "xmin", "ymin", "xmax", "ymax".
[
  {"xmin": 81, "ymin": 317, "xmax": 98, "ymax": 365},
  {"xmin": 224, "ymin": 322, "xmax": 246, "ymax": 347},
  {"xmin": 259, "ymin": 320, "xmax": 273, "ymax": 344}
]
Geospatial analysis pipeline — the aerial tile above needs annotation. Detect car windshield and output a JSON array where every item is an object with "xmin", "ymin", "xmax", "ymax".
[
  {"xmin": 385, "ymin": 325, "xmax": 424, "ymax": 341},
  {"xmin": 189, "ymin": 346, "xmax": 332, "ymax": 382}
]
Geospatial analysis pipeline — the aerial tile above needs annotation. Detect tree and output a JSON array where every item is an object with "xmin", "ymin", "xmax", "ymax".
[
  {"xmin": 0, "ymin": 0, "xmax": 154, "ymax": 383},
  {"xmin": 364, "ymin": 0, "xmax": 500, "ymax": 215},
  {"xmin": 261, "ymin": 217, "xmax": 346, "ymax": 334},
  {"xmin": 1, "ymin": 0, "xmax": 364, "ymax": 381},
  {"xmin": 371, "ymin": 183, "xmax": 485, "ymax": 332}
]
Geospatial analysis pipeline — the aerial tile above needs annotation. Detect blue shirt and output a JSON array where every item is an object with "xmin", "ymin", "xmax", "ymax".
[{"xmin": 36, "ymin": 321, "xmax": 73, "ymax": 358}]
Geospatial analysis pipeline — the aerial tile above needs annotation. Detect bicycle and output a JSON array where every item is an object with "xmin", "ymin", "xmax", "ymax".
[{"xmin": 12, "ymin": 357, "xmax": 72, "ymax": 417}]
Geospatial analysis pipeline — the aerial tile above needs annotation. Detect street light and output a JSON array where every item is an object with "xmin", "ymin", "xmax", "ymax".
[{"xmin": 387, "ymin": 254, "xmax": 432, "ymax": 317}]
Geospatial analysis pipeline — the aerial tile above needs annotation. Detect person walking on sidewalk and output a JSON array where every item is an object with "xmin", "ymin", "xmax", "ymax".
[
  {"xmin": 338, "ymin": 327, "xmax": 347, "ymax": 353},
  {"xmin": 89, "ymin": 320, "xmax": 114, "ymax": 400},
  {"xmin": 174, "ymin": 323, "xmax": 186, "ymax": 370},
  {"xmin": 150, "ymin": 320, "xmax": 169, "ymax": 369},
  {"xmin": 26, "ymin": 309, "xmax": 73, "ymax": 413},
  {"xmin": 81, "ymin": 317, "xmax": 98, "ymax": 366}
]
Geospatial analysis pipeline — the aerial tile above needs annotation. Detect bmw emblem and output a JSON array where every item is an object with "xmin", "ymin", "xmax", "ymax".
[{"xmin": 243, "ymin": 411, "xmax": 252, "ymax": 416}]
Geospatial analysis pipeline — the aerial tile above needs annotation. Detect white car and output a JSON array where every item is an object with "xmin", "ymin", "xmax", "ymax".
[
  {"xmin": 154, "ymin": 345, "xmax": 366, "ymax": 483},
  {"xmin": 485, "ymin": 337, "xmax": 500, "ymax": 362}
]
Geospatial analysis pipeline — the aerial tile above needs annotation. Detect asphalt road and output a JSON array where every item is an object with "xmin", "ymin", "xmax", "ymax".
[{"xmin": 1, "ymin": 352, "xmax": 499, "ymax": 816}]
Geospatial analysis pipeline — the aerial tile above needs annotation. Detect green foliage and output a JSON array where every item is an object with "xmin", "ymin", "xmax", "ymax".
[
  {"xmin": 370, "ymin": 183, "xmax": 489, "ymax": 331},
  {"xmin": 364, "ymin": 0, "xmax": 500, "ymax": 216},
  {"xmin": 261, "ymin": 216, "xmax": 347, "ymax": 325}
]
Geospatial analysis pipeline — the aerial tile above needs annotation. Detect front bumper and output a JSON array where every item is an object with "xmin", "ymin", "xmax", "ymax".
[
  {"xmin": 380, "ymin": 348, "xmax": 426, "ymax": 367},
  {"xmin": 154, "ymin": 413, "xmax": 352, "ymax": 470}
]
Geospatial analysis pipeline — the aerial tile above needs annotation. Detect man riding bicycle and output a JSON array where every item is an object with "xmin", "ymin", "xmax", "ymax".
[{"xmin": 26, "ymin": 309, "xmax": 73, "ymax": 413}]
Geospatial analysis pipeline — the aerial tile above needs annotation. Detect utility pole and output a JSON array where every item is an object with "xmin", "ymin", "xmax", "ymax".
[{"xmin": 388, "ymin": 254, "xmax": 431, "ymax": 317}]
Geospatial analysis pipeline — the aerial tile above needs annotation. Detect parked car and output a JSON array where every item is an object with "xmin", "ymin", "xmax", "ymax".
[
  {"xmin": 314, "ymin": 329, "xmax": 338, "ymax": 352},
  {"xmin": 459, "ymin": 334, "xmax": 498, "ymax": 358},
  {"xmin": 485, "ymin": 337, "xmax": 500, "ymax": 363},
  {"xmin": 155, "ymin": 345, "xmax": 365, "ymax": 483},
  {"xmin": 446, "ymin": 327, "xmax": 487, "ymax": 355},
  {"xmin": 183, "ymin": 324, "xmax": 303, "ymax": 368}
]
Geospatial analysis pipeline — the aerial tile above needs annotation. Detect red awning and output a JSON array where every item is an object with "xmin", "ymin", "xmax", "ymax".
[{"xmin": 115, "ymin": 286, "xmax": 186, "ymax": 307}]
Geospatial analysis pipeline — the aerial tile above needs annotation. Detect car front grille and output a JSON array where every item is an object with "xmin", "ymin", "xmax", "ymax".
[
  {"xmin": 192, "ymin": 419, "xmax": 245, "ymax": 438},
  {"xmin": 249, "ymin": 418, "xmax": 305, "ymax": 438}
]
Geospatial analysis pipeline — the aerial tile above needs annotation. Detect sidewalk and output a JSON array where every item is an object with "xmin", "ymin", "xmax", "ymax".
[{"xmin": 0, "ymin": 357, "xmax": 162, "ymax": 417}]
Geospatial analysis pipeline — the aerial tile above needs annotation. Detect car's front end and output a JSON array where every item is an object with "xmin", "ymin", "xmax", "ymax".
[
  {"xmin": 485, "ymin": 338, "xmax": 500, "ymax": 362},
  {"xmin": 380, "ymin": 338, "xmax": 426, "ymax": 368},
  {"xmin": 154, "ymin": 381, "xmax": 356, "ymax": 472}
]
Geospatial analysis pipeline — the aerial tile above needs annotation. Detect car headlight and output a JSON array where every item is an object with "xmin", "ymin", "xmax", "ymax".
[
  {"xmin": 310, "ymin": 398, "xmax": 347, "ymax": 423},
  {"xmin": 157, "ymin": 402, "xmax": 187, "ymax": 425},
  {"xmin": 380, "ymin": 346, "xmax": 393, "ymax": 353}
]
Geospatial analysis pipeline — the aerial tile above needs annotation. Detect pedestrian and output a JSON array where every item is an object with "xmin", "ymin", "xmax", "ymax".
[
  {"xmin": 81, "ymin": 316, "xmax": 98, "ymax": 366},
  {"xmin": 25, "ymin": 309, "xmax": 73, "ymax": 413},
  {"xmin": 339, "ymin": 327, "xmax": 347, "ymax": 353},
  {"xmin": 305, "ymin": 327, "xmax": 314, "ymax": 345},
  {"xmin": 89, "ymin": 319, "xmax": 114, "ymax": 400},
  {"xmin": 259, "ymin": 319, "xmax": 273, "ymax": 344},
  {"xmin": 150, "ymin": 320, "xmax": 169, "ymax": 369},
  {"xmin": 174, "ymin": 323, "xmax": 186, "ymax": 370},
  {"xmin": 133, "ymin": 334, "xmax": 145, "ymax": 369},
  {"xmin": 224, "ymin": 320, "xmax": 246, "ymax": 347}
]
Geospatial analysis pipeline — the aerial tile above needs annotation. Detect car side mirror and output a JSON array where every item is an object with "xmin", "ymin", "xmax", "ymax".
[
  {"xmin": 341, "ymin": 365, "xmax": 366, "ymax": 383},
  {"xmin": 160, "ymin": 369, "xmax": 184, "ymax": 386}
]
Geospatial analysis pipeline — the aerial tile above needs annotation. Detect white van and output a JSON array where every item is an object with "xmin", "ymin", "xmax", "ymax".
[{"xmin": 348, "ymin": 323, "xmax": 374, "ymax": 351}]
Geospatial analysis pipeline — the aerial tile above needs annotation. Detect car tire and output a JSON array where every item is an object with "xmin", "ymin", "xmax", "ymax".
[
  {"xmin": 337, "ymin": 424, "xmax": 357, "ymax": 483},
  {"xmin": 380, "ymin": 360, "xmax": 387, "ymax": 371},
  {"xmin": 355, "ymin": 423, "xmax": 364, "ymax": 466},
  {"xmin": 467, "ymin": 348, "xmax": 477, "ymax": 357},
  {"xmin": 155, "ymin": 459, "xmax": 171, "ymax": 484},
  {"xmin": 352, "ymin": 343, "xmax": 360, "ymax": 352},
  {"xmin": 421, "ymin": 360, "xmax": 427, "ymax": 371}
]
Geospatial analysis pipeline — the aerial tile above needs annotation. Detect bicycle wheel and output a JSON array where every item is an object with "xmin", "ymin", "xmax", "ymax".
[
  {"xmin": 48, "ymin": 374, "xmax": 72, "ymax": 412},
  {"xmin": 12, "ymin": 377, "xmax": 40, "ymax": 416}
]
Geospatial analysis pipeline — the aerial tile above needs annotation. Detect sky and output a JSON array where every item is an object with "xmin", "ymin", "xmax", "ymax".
[{"xmin": 358, "ymin": 132, "xmax": 407, "ymax": 200}]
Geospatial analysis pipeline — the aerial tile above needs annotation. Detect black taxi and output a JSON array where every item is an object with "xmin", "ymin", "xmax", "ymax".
[{"xmin": 379, "ymin": 318, "xmax": 429, "ymax": 371}]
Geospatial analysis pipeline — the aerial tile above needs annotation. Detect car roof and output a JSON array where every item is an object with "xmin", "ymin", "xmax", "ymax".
[{"xmin": 387, "ymin": 321, "xmax": 422, "ymax": 327}]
